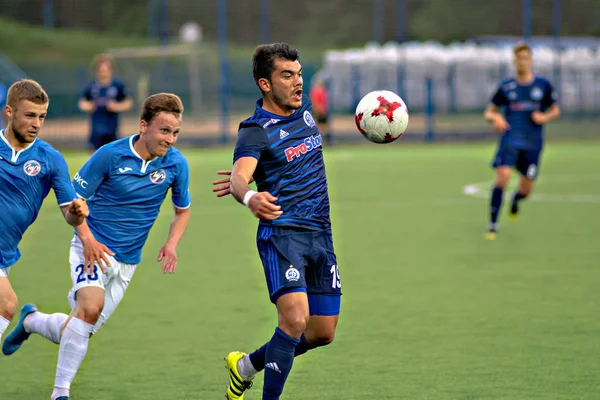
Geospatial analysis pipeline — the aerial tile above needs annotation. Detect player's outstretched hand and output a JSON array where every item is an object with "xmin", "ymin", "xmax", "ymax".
[
  {"xmin": 531, "ymin": 111, "xmax": 547, "ymax": 125},
  {"xmin": 69, "ymin": 198, "xmax": 89, "ymax": 218},
  {"xmin": 80, "ymin": 235, "xmax": 114, "ymax": 275},
  {"xmin": 212, "ymin": 170, "xmax": 255, "ymax": 198},
  {"xmin": 492, "ymin": 115, "xmax": 510, "ymax": 133},
  {"xmin": 248, "ymin": 191, "xmax": 283, "ymax": 220},
  {"xmin": 157, "ymin": 244, "xmax": 177, "ymax": 274},
  {"xmin": 212, "ymin": 170, "xmax": 233, "ymax": 197}
]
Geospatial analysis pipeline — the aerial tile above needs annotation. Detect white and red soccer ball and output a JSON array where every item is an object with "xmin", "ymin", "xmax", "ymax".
[{"xmin": 354, "ymin": 90, "xmax": 409, "ymax": 144}]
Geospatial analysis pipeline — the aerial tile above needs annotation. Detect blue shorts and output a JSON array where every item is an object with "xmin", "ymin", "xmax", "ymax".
[
  {"xmin": 492, "ymin": 146, "xmax": 542, "ymax": 180},
  {"xmin": 256, "ymin": 226, "xmax": 341, "ymax": 316}
]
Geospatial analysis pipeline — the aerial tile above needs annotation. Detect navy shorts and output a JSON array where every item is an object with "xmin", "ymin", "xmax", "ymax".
[
  {"xmin": 492, "ymin": 146, "xmax": 542, "ymax": 180},
  {"xmin": 89, "ymin": 132, "xmax": 118, "ymax": 150},
  {"xmin": 256, "ymin": 226, "xmax": 341, "ymax": 316}
]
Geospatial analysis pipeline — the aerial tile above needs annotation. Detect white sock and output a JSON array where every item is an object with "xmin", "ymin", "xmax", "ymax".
[
  {"xmin": 52, "ymin": 318, "xmax": 93, "ymax": 399},
  {"xmin": 24, "ymin": 312, "xmax": 68, "ymax": 344},
  {"xmin": 0, "ymin": 315, "xmax": 10, "ymax": 343},
  {"xmin": 238, "ymin": 354, "xmax": 258, "ymax": 381}
]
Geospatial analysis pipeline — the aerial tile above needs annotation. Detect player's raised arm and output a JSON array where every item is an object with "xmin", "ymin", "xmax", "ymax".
[
  {"xmin": 231, "ymin": 157, "xmax": 282, "ymax": 220},
  {"xmin": 229, "ymin": 125, "xmax": 281, "ymax": 220}
]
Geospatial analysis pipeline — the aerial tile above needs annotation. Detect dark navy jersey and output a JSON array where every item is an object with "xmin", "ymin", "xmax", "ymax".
[
  {"xmin": 233, "ymin": 96, "xmax": 330, "ymax": 231},
  {"xmin": 81, "ymin": 79, "xmax": 128, "ymax": 136},
  {"xmin": 491, "ymin": 76, "xmax": 557, "ymax": 151}
]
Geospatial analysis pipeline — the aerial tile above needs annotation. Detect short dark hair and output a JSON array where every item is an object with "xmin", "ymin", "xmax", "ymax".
[
  {"xmin": 253, "ymin": 43, "xmax": 300, "ymax": 89},
  {"xmin": 141, "ymin": 93, "xmax": 184, "ymax": 123}
]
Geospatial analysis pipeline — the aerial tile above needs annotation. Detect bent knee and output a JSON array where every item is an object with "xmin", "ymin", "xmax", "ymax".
[
  {"xmin": 312, "ymin": 332, "xmax": 335, "ymax": 347},
  {"xmin": 76, "ymin": 303, "xmax": 103, "ymax": 324},
  {"xmin": 0, "ymin": 293, "xmax": 18, "ymax": 320},
  {"xmin": 280, "ymin": 314, "xmax": 310, "ymax": 338}
]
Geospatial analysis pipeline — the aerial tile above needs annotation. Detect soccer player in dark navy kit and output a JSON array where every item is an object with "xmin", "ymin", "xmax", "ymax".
[
  {"xmin": 483, "ymin": 42, "xmax": 560, "ymax": 239},
  {"xmin": 216, "ymin": 43, "xmax": 341, "ymax": 400},
  {"xmin": 78, "ymin": 54, "xmax": 132, "ymax": 151}
]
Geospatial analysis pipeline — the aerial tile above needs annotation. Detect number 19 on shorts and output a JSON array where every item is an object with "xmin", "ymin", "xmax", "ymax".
[{"xmin": 330, "ymin": 265, "xmax": 341, "ymax": 289}]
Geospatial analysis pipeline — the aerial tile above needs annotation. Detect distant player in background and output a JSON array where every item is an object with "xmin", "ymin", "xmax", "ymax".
[
  {"xmin": 3, "ymin": 93, "xmax": 191, "ymax": 400},
  {"xmin": 309, "ymin": 75, "xmax": 331, "ymax": 145},
  {"xmin": 0, "ymin": 82, "xmax": 7, "ymax": 127},
  {"xmin": 216, "ymin": 43, "xmax": 342, "ymax": 400},
  {"xmin": 0, "ymin": 79, "xmax": 88, "ymax": 348},
  {"xmin": 483, "ymin": 42, "xmax": 560, "ymax": 239},
  {"xmin": 78, "ymin": 54, "xmax": 132, "ymax": 151}
]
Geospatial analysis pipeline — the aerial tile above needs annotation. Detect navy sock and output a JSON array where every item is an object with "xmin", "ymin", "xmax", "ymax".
[
  {"xmin": 513, "ymin": 191, "xmax": 527, "ymax": 203},
  {"xmin": 490, "ymin": 186, "xmax": 504, "ymax": 225},
  {"xmin": 249, "ymin": 333, "xmax": 316, "ymax": 372},
  {"xmin": 262, "ymin": 327, "xmax": 300, "ymax": 400}
]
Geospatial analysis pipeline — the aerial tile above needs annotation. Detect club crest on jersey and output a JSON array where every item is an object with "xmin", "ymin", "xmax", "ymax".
[
  {"xmin": 531, "ymin": 87, "xmax": 543, "ymax": 100},
  {"xmin": 285, "ymin": 265, "xmax": 300, "ymax": 282},
  {"xmin": 149, "ymin": 169, "xmax": 166, "ymax": 184},
  {"xmin": 303, "ymin": 111, "xmax": 316, "ymax": 128},
  {"xmin": 23, "ymin": 160, "xmax": 41, "ymax": 177},
  {"xmin": 284, "ymin": 134, "xmax": 322, "ymax": 162}
]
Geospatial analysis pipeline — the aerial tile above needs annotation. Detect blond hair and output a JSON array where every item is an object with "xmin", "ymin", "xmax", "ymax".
[
  {"xmin": 141, "ymin": 93, "xmax": 184, "ymax": 123},
  {"xmin": 513, "ymin": 42, "xmax": 532, "ymax": 56},
  {"xmin": 92, "ymin": 54, "xmax": 114, "ymax": 73},
  {"xmin": 6, "ymin": 79, "xmax": 49, "ymax": 109}
]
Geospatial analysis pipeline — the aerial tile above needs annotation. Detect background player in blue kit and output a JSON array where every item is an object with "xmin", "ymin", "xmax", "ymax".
[
  {"xmin": 216, "ymin": 43, "xmax": 342, "ymax": 400},
  {"xmin": 4, "ymin": 93, "xmax": 191, "ymax": 400},
  {"xmin": 483, "ymin": 42, "xmax": 561, "ymax": 239},
  {"xmin": 78, "ymin": 54, "xmax": 133, "ymax": 151},
  {"xmin": 0, "ymin": 79, "xmax": 88, "ymax": 348}
]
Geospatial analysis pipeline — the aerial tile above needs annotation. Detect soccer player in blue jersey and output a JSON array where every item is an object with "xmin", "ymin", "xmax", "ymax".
[
  {"xmin": 0, "ymin": 79, "xmax": 88, "ymax": 346},
  {"xmin": 215, "ymin": 43, "xmax": 341, "ymax": 400},
  {"xmin": 3, "ymin": 93, "xmax": 191, "ymax": 400},
  {"xmin": 483, "ymin": 42, "xmax": 560, "ymax": 239},
  {"xmin": 78, "ymin": 54, "xmax": 132, "ymax": 151}
]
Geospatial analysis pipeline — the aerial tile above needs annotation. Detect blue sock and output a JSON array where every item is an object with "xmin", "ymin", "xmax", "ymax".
[
  {"xmin": 490, "ymin": 186, "xmax": 504, "ymax": 225},
  {"xmin": 262, "ymin": 327, "xmax": 300, "ymax": 400},
  {"xmin": 249, "ymin": 333, "xmax": 316, "ymax": 372}
]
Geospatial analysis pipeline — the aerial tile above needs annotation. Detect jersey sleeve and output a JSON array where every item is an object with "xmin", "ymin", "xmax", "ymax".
[
  {"xmin": 490, "ymin": 84, "xmax": 508, "ymax": 107},
  {"xmin": 50, "ymin": 151, "xmax": 78, "ymax": 206},
  {"xmin": 233, "ymin": 125, "xmax": 269, "ymax": 163},
  {"xmin": 116, "ymin": 82, "xmax": 128, "ymax": 101},
  {"xmin": 72, "ymin": 146, "xmax": 112, "ymax": 199},
  {"xmin": 80, "ymin": 83, "xmax": 93, "ymax": 101},
  {"xmin": 542, "ymin": 81, "xmax": 557, "ymax": 108},
  {"xmin": 171, "ymin": 156, "xmax": 191, "ymax": 209}
]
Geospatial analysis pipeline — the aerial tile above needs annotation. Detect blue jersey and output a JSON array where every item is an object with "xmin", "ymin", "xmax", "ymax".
[
  {"xmin": 233, "ymin": 96, "xmax": 330, "ymax": 231},
  {"xmin": 491, "ymin": 76, "xmax": 556, "ymax": 150},
  {"xmin": 72, "ymin": 135, "xmax": 191, "ymax": 264},
  {"xmin": 81, "ymin": 79, "xmax": 128, "ymax": 135},
  {"xmin": 0, "ymin": 129, "xmax": 77, "ymax": 268}
]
